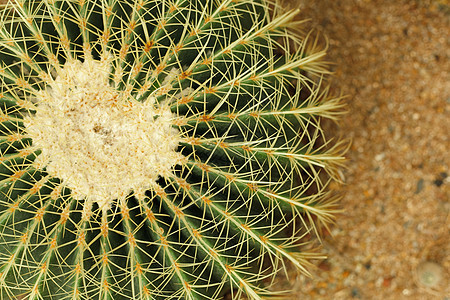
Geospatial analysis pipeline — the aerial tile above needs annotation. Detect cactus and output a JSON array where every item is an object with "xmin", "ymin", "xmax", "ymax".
[{"xmin": 0, "ymin": 0, "xmax": 346, "ymax": 299}]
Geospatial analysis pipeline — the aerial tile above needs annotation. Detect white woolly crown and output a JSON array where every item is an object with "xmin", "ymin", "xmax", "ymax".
[{"xmin": 24, "ymin": 57, "xmax": 184, "ymax": 210}]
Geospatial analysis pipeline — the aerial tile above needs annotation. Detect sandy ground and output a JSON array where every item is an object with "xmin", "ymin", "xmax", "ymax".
[
  {"xmin": 279, "ymin": 0, "xmax": 449, "ymax": 299},
  {"xmin": 0, "ymin": 0, "xmax": 448, "ymax": 299}
]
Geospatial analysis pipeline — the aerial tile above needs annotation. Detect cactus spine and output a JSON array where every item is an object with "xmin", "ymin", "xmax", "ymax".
[{"xmin": 0, "ymin": 0, "xmax": 346, "ymax": 299}]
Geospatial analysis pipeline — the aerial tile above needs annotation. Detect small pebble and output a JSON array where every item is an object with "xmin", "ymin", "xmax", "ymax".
[
  {"xmin": 351, "ymin": 288, "xmax": 361, "ymax": 298},
  {"xmin": 416, "ymin": 261, "xmax": 443, "ymax": 288},
  {"xmin": 434, "ymin": 172, "xmax": 448, "ymax": 187},
  {"xmin": 433, "ymin": 179, "xmax": 443, "ymax": 187},
  {"xmin": 415, "ymin": 178, "xmax": 424, "ymax": 193}
]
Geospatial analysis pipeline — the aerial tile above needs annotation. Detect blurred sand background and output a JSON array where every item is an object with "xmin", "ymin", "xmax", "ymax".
[
  {"xmin": 280, "ymin": 0, "xmax": 449, "ymax": 299},
  {"xmin": 0, "ymin": 0, "xmax": 448, "ymax": 299}
]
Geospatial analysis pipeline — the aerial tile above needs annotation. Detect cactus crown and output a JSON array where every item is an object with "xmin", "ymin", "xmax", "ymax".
[
  {"xmin": 0, "ymin": 0, "xmax": 346, "ymax": 299},
  {"xmin": 24, "ymin": 57, "xmax": 184, "ymax": 211}
]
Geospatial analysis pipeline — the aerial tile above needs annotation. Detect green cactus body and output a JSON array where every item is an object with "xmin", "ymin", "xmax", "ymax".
[{"xmin": 0, "ymin": 0, "xmax": 345, "ymax": 299}]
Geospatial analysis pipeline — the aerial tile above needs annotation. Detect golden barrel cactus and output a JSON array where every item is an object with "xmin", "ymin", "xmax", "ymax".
[{"xmin": 0, "ymin": 0, "xmax": 345, "ymax": 299}]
